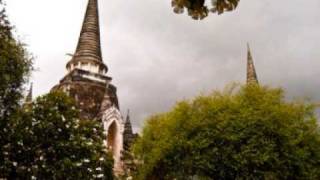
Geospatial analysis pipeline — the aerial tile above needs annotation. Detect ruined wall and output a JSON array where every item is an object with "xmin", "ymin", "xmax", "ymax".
[
  {"xmin": 51, "ymin": 68, "xmax": 119, "ymax": 120},
  {"xmin": 53, "ymin": 81, "xmax": 106, "ymax": 120}
]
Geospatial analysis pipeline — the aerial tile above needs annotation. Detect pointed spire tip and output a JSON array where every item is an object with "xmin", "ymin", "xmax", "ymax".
[
  {"xmin": 26, "ymin": 82, "xmax": 33, "ymax": 103},
  {"xmin": 246, "ymin": 44, "xmax": 259, "ymax": 85}
]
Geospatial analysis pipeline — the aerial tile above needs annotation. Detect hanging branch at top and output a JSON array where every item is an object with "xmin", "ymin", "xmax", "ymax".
[{"xmin": 172, "ymin": 0, "xmax": 240, "ymax": 20}]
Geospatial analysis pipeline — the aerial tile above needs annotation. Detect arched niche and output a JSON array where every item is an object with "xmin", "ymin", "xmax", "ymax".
[
  {"xmin": 102, "ymin": 106, "xmax": 124, "ymax": 172},
  {"xmin": 107, "ymin": 121, "xmax": 118, "ymax": 156}
]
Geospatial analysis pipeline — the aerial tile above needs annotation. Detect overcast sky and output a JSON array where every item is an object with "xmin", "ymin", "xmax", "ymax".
[{"xmin": 5, "ymin": 0, "xmax": 320, "ymax": 131}]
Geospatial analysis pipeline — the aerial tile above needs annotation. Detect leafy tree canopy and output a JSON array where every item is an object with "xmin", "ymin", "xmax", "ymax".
[
  {"xmin": 2, "ymin": 92, "xmax": 114, "ymax": 179},
  {"xmin": 134, "ymin": 85, "xmax": 320, "ymax": 179},
  {"xmin": 172, "ymin": 0, "xmax": 240, "ymax": 20},
  {"xmin": 0, "ymin": 1, "xmax": 32, "ymax": 119},
  {"xmin": 1, "ymin": 2, "xmax": 33, "ymax": 177}
]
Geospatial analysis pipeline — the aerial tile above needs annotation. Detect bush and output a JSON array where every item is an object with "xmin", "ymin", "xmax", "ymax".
[{"xmin": 134, "ymin": 85, "xmax": 320, "ymax": 179}]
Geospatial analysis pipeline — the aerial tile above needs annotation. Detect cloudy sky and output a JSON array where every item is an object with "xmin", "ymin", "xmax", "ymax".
[{"xmin": 5, "ymin": 0, "xmax": 320, "ymax": 131}]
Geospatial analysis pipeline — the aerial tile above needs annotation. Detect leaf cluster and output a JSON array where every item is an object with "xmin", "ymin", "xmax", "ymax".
[
  {"xmin": 0, "ymin": 0, "xmax": 11, "ymax": 38},
  {"xmin": 172, "ymin": 0, "xmax": 240, "ymax": 20},
  {"xmin": 1, "ymin": 3, "xmax": 33, "ymax": 177},
  {"xmin": 133, "ymin": 85, "xmax": 320, "ymax": 179},
  {"xmin": 0, "ymin": 2, "xmax": 32, "ymax": 119}
]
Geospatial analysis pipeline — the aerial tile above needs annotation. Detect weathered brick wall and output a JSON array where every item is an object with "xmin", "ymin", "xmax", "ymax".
[{"xmin": 53, "ymin": 81, "xmax": 106, "ymax": 120}]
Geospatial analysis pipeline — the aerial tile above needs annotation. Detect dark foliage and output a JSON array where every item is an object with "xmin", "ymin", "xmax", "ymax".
[
  {"xmin": 172, "ymin": 0, "xmax": 240, "ymax": 20},
  {"xmin": 0, "ymin": 1, "xmax": 33, "ymax": 177}
]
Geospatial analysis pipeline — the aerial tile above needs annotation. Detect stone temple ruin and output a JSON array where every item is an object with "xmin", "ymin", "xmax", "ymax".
[{"xmin": 50, "ymin": 0, "xmax": 137, "ymax": 173}]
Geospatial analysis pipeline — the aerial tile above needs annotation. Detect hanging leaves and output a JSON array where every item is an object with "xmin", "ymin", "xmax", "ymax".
[{"xmin": 172, "ymin": 0, "xmax": 240, "ymax": 20}]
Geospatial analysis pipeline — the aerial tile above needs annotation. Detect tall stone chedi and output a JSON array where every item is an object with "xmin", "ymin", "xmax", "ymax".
[
  {"xmin": 25, "ymin": 83, "xmax": 33, "ymax": 104},
  {"xmin": 52, "ymin": 0, "xmax": 132, "ymax": 171},
  {"xmin": 246, "ymin": 43, "xmax": 259, "ymax": 85}
]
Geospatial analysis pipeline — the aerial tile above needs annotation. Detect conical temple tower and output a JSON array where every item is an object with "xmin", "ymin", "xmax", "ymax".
[
  {"xmin": 25, "ymin": 83, "xmax": 33, "ymax": 104},
  {"xmin": 123, "ymin": 110, "xmax": 136, "ymax": 151},
  {"xmin": 246, "ymin": 43, "xmax": 259, "ymax": 85},
  {"xmin": 52, "ymin": 0, "xmax": 124, "ymax": 172},
  {"xmin": 66, "ymin": 0, "xmax": 107, "ymax": 74},
  {"xmin": 23, "ymin": 83, "xmax": 33, "ymax": 109}
]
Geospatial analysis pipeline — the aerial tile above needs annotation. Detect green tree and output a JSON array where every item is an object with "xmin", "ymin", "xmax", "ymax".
[
  {"xmin": 134, "ymin": 85, "xmax": 320, "ymax": 179},
  {"xmin": 0, "ymin": 1, "xmax": 32, "ymax": 117},
  {"xmin": 0, "ymin": 1, "xmax": 33, "ymax": 176},
  {"xmin": 3, "ymin": 92, "xmax": 114, "ymax": 179},
  {"xmin": 172, "ymin": 0, "xmax": 240, "ymax": 20}
]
